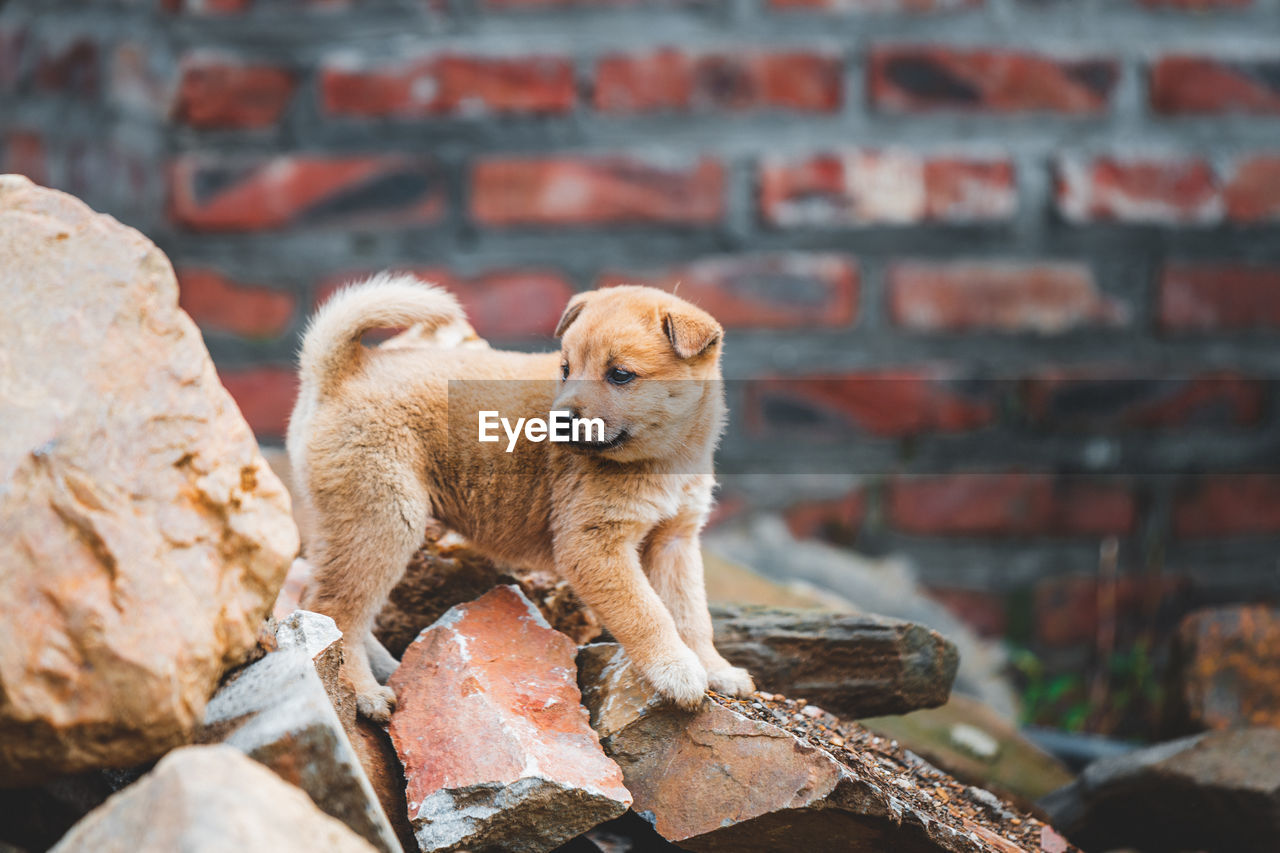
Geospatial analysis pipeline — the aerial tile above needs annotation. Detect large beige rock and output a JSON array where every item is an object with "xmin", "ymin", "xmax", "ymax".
[
  {"xmin": 49, "ymin": 745, "xmax": 376, "ymax": 852},
  {"xmin": 389, "ymin": 586, "xmax": 631, "ymax": 852},
  {"xmin": 0, "ymin": 175, "xmax": 299, "ymax": 784}
]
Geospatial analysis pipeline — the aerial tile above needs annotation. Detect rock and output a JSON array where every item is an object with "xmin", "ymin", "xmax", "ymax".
[
  {"xmin": 199, "ymin": 612, "xmax": 401, "ymax": 853},
  {"xmin": 1041, "ymin": 728, "xmax": 1280, "ymax": 853},
  {"xmin": 275, "ymin": 608, "xmax": 346, "ymax": 696},
  {"xmin": 49, "ymin": 745, "xmax": 376, "ymax": 852},
  {"xmin": 378, "ymin": 539, "xmax": 851, "ymax": 662},
  {"xmin": 375, "ymin": 537, "xmax": 603, "ymax": 657},
  {"xmin": 706, "ymin": 517, "xmax": 1020, "ymax": 719},
  {"xmin": 375, "ymin": 542, "xmax": 959, "ymax": 717},
  {"xmin": 579, "ymin": 643, "xmax": 1074, "ymax": 853},
  {"xmin": 1169, "ymin": 604, "xmax": 1280, "ymax": 732},
  {"xmin": 388, "ymin": 586, "xmax": 631, "ymax": 853},
  {"xmin": 348, "ymin": 718, "xmax": 416, "ymax": 853},
  {"xmin": 374, "ymin": 538, "xmax": 503, "ymax": 657},
  {"xmin": 861, "ymin": 694, "xmax": 1074, "ymax": 813},
  {"xmin": 277, "ymin": 609, "xmax": 415, "ymax": 853},
  {"xmin": 0, "ymin": 175, "xmax": 299, "ymax": 784},
  {"xmin": 711, "ymin": 603, "xmax": 958, "ymax": 718}
]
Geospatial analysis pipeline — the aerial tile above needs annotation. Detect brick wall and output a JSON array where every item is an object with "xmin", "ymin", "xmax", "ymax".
[{"xmin": 3, "ymin": 0, "xmax": 1280, "ymax": 658}]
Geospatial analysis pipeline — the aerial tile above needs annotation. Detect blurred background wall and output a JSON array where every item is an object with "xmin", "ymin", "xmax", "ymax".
[{"xmin": 2, "ymin": 0, "xmax": 1278, "ymax": 736}]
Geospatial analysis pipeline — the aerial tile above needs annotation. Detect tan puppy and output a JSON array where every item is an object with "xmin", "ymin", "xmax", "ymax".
[{"xmin": 287, "ymin": 273, "xmax": 754, "ymax": 721}]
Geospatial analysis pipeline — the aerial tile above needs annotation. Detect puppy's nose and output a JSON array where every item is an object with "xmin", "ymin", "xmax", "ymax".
[
  {"xmin": 566, "ymin": 406, "xmax": 583, "ymax": 421},
  {"xmin": 553, "ymin": 383, "xmax": 581, "ymax": 414}
]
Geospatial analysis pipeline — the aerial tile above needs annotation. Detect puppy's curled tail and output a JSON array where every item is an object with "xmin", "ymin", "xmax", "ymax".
[{"xmin": 299, "ymin": 272, "xmax": 463, "ymax": 396}]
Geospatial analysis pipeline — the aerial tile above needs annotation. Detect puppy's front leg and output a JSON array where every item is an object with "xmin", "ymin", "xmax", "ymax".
[
  {"xmin": 643, "ymin": 517, "xmax": 755, "ymax": 698},
  {"xmin": 556, "ymin": 525, "xmax": 708, "ymax": 708}
]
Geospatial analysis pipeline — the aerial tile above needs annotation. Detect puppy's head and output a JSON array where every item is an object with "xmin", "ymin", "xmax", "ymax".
[{"xmin": 552, "ymin": 285, "xmax": 724, "ymax": 463}]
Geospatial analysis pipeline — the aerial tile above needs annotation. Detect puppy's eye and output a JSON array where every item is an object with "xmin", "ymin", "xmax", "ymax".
[
  {"xmin": 606, "ymin": 367, "xmax": 636, "ymax": 386},
  {"xmin": 561, "ymin": 363, "xmax": 569, "ymax": 380}
]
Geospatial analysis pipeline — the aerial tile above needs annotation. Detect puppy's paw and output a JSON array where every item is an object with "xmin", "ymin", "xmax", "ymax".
[
  {"xmin": 356, "ymin": 684, "xmax": 397, "ymax": 723},
  {"xmin": 707, "ymin": 664, "xmax": 755, "ymax": 697},
  {"xmin": 643, "ymin": 647, "xmax": 708, "ymax": 710}
]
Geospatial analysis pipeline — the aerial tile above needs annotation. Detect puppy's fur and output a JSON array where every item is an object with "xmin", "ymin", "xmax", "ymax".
[{"xmin": 287, "ymin": 274, "xmax": 754, "ymax": 721}]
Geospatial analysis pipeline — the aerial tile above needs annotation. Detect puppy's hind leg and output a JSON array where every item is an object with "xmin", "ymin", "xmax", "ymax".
[
  {"xmin": 366, "ymin": 631, "xmax": 399, "ymax": 684},
  {"xmin": 303, "ymin": 471, "xmax": 429, "ymax": 722}
]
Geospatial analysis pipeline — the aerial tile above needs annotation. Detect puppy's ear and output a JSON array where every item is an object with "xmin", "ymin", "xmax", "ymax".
[
  {"xmin": 662, "ymin": 308, "xmax": 723, "ymax": 360},
  {"xmin": 554, "ymin": 293, "xmax": 590, "ymax": 338}
]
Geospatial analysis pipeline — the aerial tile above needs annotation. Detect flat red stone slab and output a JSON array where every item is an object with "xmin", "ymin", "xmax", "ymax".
[{"xmin": 389, "ymin": 585, "xmax": 631, "ymax": 852}]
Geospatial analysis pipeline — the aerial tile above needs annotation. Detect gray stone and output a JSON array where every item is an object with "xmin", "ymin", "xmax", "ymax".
[
  {"xmin": 711, "ymin": 603, "xmax": 958, "ymax": 718},
  {"xmin": 1041, "ymin": 728, "xmax": 1280, "ymax": 853},
  {"xmin": 200, "ymin": 633, "xmax": 401, "ymax": 853}
]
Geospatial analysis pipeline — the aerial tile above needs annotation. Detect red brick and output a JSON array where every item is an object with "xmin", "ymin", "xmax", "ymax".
[
  {"xmin": 1034, "ymin": 574, "xmax": 1191, "ymax": 649},
  {"xmin": 747, "ymin": 369, "xmax": 996, "ymax": 438},
  {"xmin": 1056, "ymin": 156, "xmax": 1221, "ymax": 224},
  {"xmin": 869, "ymin": 47, "xmax": 1118, "ymax": 114},
  {"xmin": 594, "ymin": 50, "xmax": 842, "ymax": 113},
  {"xmin": 771, "ymin": 0, "xmax": 982, "ymax": 10},
  {"xmin": 177, "ymin": 268, "xmax": 296, "ymax": 338},
  {"xmin": 888, "ymin": 474, "xmax": 1135, "ymax": 537},
  {"xmin": 175, "ymin": 56, "xmax": 297, "ymax": 129},
  {"xmin": 471, "ymin": 156, "xmax": 723, "ymax": 226},
  {"xmin": 2, "ymin": 130, "xmax": 47, "ymax": 185},
  {"xmin": 782, "ymin": 490, "xmax": 866, "ymax": 544},
  {"xmin": 1159, "ymin": 265, "xmax": 1280, "ymax": 331},
  {"xmin": 1224, "ymin": 155, "xmax": 1280, "ymax": 222},
  {"xmin": 322, "ymin": 54, "xmax": 575, "ymax": 118},
  {"xmin": 1151, "ymin": 55, "xmax": 1280, "ymax": 115},
  {"xmin": 1022, "ymin": 369, "xmax": 1265, "ymax": 430},
  {"xmin": 599, "ymin": 253, "xmax": 858, "ymax": 329},
  {"xmin": 759, "ymin": 150, "xmax": 1016, "ymax": 226},
  {"xmin": 925, "ymin": 587, "xmax": 1006, "ymax": 639},
  {"xmin": 317, "ymin": 269, "xmax": 575, "ymax": 339},
  {"xmin": 219, "ymin": 366, "xmax": 298, "ymax": 439},
  {"xmin": 454, "ymin": 270, "xmax": 576, "ymax": 338},
  {"xmin": 169, "ymin": 155, "xmax": 446, "ymax": 232},
  {"xmin": 889, "ymin": 261, "xmax": 1126, "ymax": 333},
  {"xmin": 34, "ymin": 36, "xmax": 99, "ymax": 99},
  {"xmin": 1174, "ymin": 475, "xmax": 1280, "ymax": 538}
]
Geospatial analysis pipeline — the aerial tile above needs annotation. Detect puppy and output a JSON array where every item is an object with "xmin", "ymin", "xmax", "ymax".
[{"xmin": 287, "ymin": 273, "xmax": 754, "ymax": 721}]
